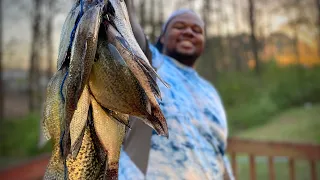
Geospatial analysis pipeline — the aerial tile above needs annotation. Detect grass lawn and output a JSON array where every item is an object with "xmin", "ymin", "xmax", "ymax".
[
  {"xmin": 232, "ymin": 104, "xmax": 320, "ymax": 180},
  {"xmin": 236, "ymin": 104, "xmax": 320, "ymax": 144},
  {"xmin": 0, "ymin": 113, "xmax": 52, "ymax": 168}
]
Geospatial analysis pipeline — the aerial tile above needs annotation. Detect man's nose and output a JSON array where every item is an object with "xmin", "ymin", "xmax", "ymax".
[{"xmin": 182, "ymin": 27, "xmax": 194, "ymax": 37}]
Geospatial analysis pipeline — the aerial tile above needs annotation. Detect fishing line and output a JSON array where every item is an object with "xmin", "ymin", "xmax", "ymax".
[
  {"xmin": 60, "ymin": 0, "xmax": 84, "ymax": 103},
  {"xmin": 68, "ymin": 0, "xmax": 84, "ymax": 49},
  {"xmin": 60, "ymin": 70, "xmax": 69, "ymax": 103}
]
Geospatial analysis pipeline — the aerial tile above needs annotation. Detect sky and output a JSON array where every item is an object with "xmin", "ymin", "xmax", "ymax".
[{"xmin": 1, "ymin": 0, "xmax": 317, "ymax": 69}]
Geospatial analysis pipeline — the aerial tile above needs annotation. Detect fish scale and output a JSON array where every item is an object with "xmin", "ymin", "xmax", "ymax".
[{"xmin": 66, "ymin": 127, "xmax": 104, "ymax": 180}]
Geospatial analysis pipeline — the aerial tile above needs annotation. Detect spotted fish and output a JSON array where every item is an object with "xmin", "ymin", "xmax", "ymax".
[{"xmin": 42, "ymin": 0, "xmax": 169, "ymax": 179}]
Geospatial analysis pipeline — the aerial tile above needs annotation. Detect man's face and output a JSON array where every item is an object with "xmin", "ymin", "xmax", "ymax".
[{"xmin": 160, "ymin": 13, "xmax": 205, "ymax": 64}]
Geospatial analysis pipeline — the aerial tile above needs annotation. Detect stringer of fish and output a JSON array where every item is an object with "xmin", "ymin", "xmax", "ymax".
[{"xmin": 42, "ymin": 0, "xmax": 170, "ymax": 179}]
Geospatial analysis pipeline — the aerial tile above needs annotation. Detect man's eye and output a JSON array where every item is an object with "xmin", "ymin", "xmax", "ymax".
[
  {"xmin": 193, "ymin": 26, "xmax": 202, "ymax": 34},
  {"xmin": 174, "ymin": 24, "xmax": 185, "ymax": 29}
]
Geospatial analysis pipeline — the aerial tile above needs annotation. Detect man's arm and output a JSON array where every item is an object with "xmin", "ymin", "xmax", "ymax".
[{"xmin": 124, "ymin": 0, "xmax": 151, "ymax": 59}]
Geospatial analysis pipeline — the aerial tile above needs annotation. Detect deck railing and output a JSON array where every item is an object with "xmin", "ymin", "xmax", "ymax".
[
  {"xmin": 227, "ymin": 138, "xmax": 320, "ymax": 180},
  {"xmin": 0, "ymin": 138, "xmax": 319, "ymax": 180}
]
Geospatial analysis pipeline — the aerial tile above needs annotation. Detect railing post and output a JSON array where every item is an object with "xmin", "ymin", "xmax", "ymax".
[
  {"xmin": 289, "ymin": 158, "xmax": 295, "ymax": 180},
  {"xmin": 249, "ymin": 154, "xmax": 256, "ymax": 180},
  {"xmin": 310, "ymin": 160, "xmax": 317, "ymax": 180},
  {"xmin": 268, "ymin": 156, "xmax": 275, "ymax": 180},
  {"xmin": 231, "ymin": 152, "xmax": 237, "ymax": 180}
]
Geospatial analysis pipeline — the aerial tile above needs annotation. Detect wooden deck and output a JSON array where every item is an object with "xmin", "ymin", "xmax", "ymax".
[{"xmin": 0, "ymin": 138, "xmax": 319, "ymax": 180}]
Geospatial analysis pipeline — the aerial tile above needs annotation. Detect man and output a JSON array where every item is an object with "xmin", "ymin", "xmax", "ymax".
[{"xmin": 119, "ymin": 1, "xmax": 234, "ymax": 180}]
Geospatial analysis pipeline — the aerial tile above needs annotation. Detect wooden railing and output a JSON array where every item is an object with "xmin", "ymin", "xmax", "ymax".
[
  {"xmin": 227, "ymin": 138, "xmax": 320, "ymax": 180},
  {"xmin": 0, "ymin": 138, "xmax": 319, "ymax": 180}
]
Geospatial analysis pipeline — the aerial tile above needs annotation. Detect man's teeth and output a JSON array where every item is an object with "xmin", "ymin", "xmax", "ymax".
[{"xmin": 180, "ymin": 40, "xmax": 193, "ymax": 47}]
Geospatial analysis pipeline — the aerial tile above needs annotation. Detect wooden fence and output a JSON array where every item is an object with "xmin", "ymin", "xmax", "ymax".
[{"xmin": 0, "ymin": 138, "xmax": 319, "ymax": 180}]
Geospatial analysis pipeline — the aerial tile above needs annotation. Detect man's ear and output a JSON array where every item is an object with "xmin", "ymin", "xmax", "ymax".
[{"xmin": 160, "ymin": 35, "xmax": 165, "ymax": 44}]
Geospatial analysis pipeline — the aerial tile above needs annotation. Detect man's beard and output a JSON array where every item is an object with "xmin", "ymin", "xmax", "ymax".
[{"xmin": 166, "ymin": 50, "xmax": 199, "ymax": 67}]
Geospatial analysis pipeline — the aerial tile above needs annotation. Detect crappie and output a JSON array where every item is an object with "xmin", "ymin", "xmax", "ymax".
[
  {"xmin": 42, "ymin": 0, "xmax": 169, "ymax": 179},
  {"xmin": 62, "ymin": 3, "xmax": 103, "ymax": 157}
]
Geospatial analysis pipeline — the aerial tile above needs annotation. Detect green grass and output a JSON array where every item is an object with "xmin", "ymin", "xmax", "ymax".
[
  {"xmin": 235, "ymin": 104, "xmax": 320, "ymax": 144},
  {"xmin": 0, "ymin": 113, "xmax": 52, "ymax": 168},
  {"xmin": 232, "ymin": 105, "xmax": 320, "ymax": 180}
]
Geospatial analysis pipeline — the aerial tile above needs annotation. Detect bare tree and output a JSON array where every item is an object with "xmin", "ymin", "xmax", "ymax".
[
  {"xmin": 158, "ymin": 0, "xmax": 164, "ymax": 27},
  {"xmin": 202, "ymin": 0, "xmax": 212, "ymax": 39},
  {"xmin": 29, "ymin": 0, "xmax": 43, "ymax": 112},
  {"xmin": 316, "ymin": 0, "xmax": 320, "ymax": 57},
  {"xmin": 232, "ymin": 0, "xmax": 243, "ymax": 71},
  {"xmin": 248, "ymin": 0, "xmax": 260, "ymax": 74},
  {"xmin": 45, "ymin": 0, "xmax": 54, "ymax": 80},
  {"xmin": 0, "ymin": 0, "xmax": 3, "ymax": 120},
  {"xmin": 187, "ymin": 0, "xmax": 195, "ymax": 9},
  {"xmin": 272, "ymin": 0, "xmax": 312, "ymax": 65},
  {"xmin": 139, "ymin": 0, "xmax": 147, "ymax": 29},
  {"xmin": 149, "ymin": 0, "xmax": 156, "ymax": 43}
]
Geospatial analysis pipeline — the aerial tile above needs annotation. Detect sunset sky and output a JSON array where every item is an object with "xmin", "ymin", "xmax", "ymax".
[{"xmin": 2, "ymin": 0, "xmax": 318, "ymax": 69}]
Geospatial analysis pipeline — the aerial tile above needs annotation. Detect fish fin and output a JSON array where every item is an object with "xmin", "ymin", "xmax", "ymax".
[
  {"xmin": 70, "ymin": 85, "xmax": 90, "ymax": 157},
  {"xmin": 70, "ymin": 127, "xmax": 85, "ymax": 158},
  {"xmin": 136, "ymin": 55, "xmax": 170, "ymax": 88},
  {"xmin": 115, "ymin": 36, "xmax": 132, "ymax": 52},
  {"xmin": 88, "ymin": 108, "xmax": 107, "ymax": 163},
  {"xmin": 107, "ymin": 43, "xmax": 128, "ymax": 67},
  {"xmin": 91, "ymin": 97, "xmax": 126, "ymax": 170},
  {"xmin": 111, "ymin": 35, "xmax": 162, "ymax": 99},
  {"xmin": 42, "ymin": 120, "xmax": 51, "ymax": 141},
  {"xmin": 135, "ymin": 56, "xmax": 162, "ymax": 99},
  {"xmin": 107, "ymin": 42, "xmax": 159, "ymax": 103},
  {"xmin": 115, "ymin": 35, "xmax": 170, "ymax": 89}
]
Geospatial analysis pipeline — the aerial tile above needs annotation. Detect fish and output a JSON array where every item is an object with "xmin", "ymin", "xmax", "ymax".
[
  {"xmin": 104, "ymin": 23, "xmax": 168, "ymax": 136},
  {"xmin": 42, "ymin": 0, "xmax": 169, "ymax": 179},
  {"xmin": 56, "ymin": 2, "xmax": 81, "ymax": 71},
  {"xmin": 61, "ymin": 2, "xmax": 103, "ymax": 158},
  {"xmin": 106, "ymin": 0, "xmax": 170, "ymax": 90},
  {"xmin": 42, "ymin": 68, "xmax": 67, "ymax": 180}
]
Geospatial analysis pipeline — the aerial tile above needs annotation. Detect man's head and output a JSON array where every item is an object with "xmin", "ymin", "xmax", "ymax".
[{"xmin": 156, "ymin": 9, "xmax": 205, "ymax": 67}]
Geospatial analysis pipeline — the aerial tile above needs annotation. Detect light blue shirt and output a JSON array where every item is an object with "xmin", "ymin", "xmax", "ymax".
[{"xmin": 119, "ymin": 44, "xmax": 233, "ymax": 180}]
